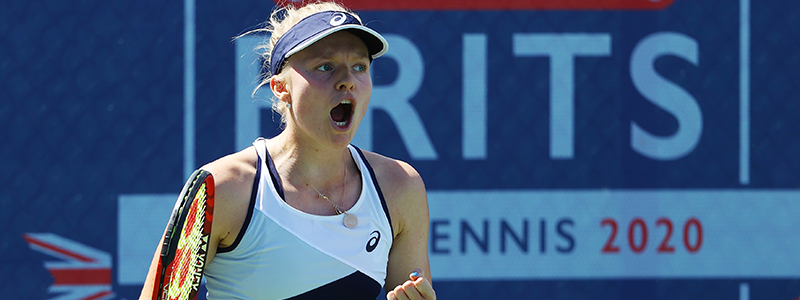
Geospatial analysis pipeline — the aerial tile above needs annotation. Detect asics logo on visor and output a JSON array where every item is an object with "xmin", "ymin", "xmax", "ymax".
[{"xmin": 330, "ymin": 13, "xmax": 347, "ymax": 26}]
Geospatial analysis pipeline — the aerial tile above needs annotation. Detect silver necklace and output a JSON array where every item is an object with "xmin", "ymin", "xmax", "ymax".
[{"xmin": 280, "ymin": 147, "xmax": 358, "ymax": 229}]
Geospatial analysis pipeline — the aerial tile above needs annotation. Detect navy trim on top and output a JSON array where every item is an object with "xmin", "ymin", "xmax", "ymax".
[
  {"xmin": 352, "ymin": 145, "xmax": 394, "ymax": 237},
  {"xmin": 286, "ymin": 270, "xmax": 380, "ymax": 300},
  {"xmin": 265, "ymin": 145, "xmax": 286, "ymax": 200},
  {"xmin": 216, "ymin": 153, "xmax": 261, "ymax": 254}
]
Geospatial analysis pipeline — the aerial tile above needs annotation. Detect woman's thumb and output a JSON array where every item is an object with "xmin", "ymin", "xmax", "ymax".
[{"xmin": 410, "ymin": 268, "xmax": 424, "ymax": 280}]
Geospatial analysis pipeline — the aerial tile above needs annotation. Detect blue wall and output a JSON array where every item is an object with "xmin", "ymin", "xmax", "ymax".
[{"xmin": 3, "ymin": 0, "xmax": 800, "ymax": 299}]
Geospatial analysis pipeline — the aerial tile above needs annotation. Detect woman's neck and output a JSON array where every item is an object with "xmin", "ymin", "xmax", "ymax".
[{"xmin": 268, "ymin": 131, "xmax": 354, "ymax": 189}]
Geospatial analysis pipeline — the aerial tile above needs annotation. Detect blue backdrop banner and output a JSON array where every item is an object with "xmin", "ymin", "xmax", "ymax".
[{"xmin": 2, "ymin": 0, "xmax": 799, "ymax": 299}]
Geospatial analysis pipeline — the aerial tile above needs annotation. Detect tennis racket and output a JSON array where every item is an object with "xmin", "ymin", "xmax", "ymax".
[{"xmin": 152, "ymin": 169, "xmax": 215, "ymax": 300}]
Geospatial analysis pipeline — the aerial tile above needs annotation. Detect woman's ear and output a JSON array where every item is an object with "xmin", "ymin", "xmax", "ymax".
[{"xmin": 270, "ymin": 76, "xmax": 290, "ymax": 102}]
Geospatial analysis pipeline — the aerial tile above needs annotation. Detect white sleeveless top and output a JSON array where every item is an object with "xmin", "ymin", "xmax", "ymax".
[{"xmin": 204, "ymin": 138, "xmax": 394, "ymax": 299}]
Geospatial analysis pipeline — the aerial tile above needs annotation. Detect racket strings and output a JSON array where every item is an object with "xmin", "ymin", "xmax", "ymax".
[{"xmin": 166, "ymin": 183, "xmax": 209, "ymax": 299}]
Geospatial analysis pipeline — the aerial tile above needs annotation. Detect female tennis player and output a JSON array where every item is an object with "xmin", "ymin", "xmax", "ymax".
[{"xmin": 140, "ymin": 1, "xmax": 436, "ymax": 299}]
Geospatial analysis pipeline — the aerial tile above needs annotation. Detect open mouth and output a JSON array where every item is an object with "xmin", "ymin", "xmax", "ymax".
[{"xmin": 330, "ymin": 99, "xmax": 353, "ymax": 128}]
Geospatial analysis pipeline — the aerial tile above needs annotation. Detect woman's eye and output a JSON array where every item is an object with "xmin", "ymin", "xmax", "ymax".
[
  {"xmin": 353, "ymin": 64, "xmax": 366, "ymax": 72},
  {"xmin": 316, "ymin": 64, "xmax": 333, "ymax": 72}
]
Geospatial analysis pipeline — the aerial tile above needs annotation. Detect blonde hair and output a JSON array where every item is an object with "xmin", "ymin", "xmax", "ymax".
[{"xmin": 236, "ymin": 1, "xmax": 360, "ymax": 124}]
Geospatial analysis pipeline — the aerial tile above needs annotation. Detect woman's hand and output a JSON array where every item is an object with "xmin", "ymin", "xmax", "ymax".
[{"xmin": 386, "ymin": 268, "xmax": 436, "ymax": 300}]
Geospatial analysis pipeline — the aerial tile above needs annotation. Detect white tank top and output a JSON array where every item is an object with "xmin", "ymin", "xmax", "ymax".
[{"xmin": 203, "ymin": 138, "xmax": 394, "ymax": 299}]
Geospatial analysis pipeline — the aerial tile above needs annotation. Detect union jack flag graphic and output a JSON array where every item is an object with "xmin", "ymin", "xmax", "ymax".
[{"xmin": 24, "ymin": 233, "xmax": 115, "ymax": 300}]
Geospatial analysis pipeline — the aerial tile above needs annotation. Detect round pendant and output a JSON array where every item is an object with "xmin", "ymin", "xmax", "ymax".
[{"xmin": 343, "ymin": 213, "xmax": 358, "ymax": 229}]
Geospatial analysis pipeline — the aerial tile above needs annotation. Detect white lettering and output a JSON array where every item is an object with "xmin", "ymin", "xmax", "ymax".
[
  {"xmin": 236, "ymin": 32, "xmax": 703, "ymax": 163},
  {"xmin": 462, "ymin": 34, "xmax": 488, "ymax": 160},
  {"xmin": 630, "ymin": 32, "xmax": 701, "ymax": 160},
  {"xmin": 354, "ymin": 34, "xmax": 438, "ymax": 159},
  {"xmin": 192, "ymin": 234, "xmax": 209, "ymax": 290},
  {"xmin": 513, "ymin": 33, "xmax": 612, "ymax": 159}
]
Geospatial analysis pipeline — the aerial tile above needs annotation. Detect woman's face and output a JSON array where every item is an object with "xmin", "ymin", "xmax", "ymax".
[{"xmin": 281, "ymin": 30, "xmax": 372, "ymax": 149}]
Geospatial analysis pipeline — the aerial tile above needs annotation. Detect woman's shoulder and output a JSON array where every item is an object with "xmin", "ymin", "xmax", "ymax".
[
  {"xmin": 203, "ymin": 146, "xmax": 259, "ymax": 192},
  {"xmin": 200, "ymin": 147, "xmax": 259, "ymax": 246},
  {"xmin": 200, "ymin": 147, "xmax": 258, "ymax": 217},
  {"xmin": 359, "ymin": 149, "xmax": 425, "ymax": 194},
  {"xmin": 358, "ymin": 149, "xmax": 428, "ymax": 235}
]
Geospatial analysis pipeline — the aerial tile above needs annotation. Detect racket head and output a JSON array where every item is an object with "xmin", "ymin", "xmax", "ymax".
[{"xmin": 153, "ymin": 169, "xmax": 215, "ymax": 300}]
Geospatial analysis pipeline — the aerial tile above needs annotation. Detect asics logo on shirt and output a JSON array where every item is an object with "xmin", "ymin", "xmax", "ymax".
[{"xmin": 366, "ymin": 230, "xmax": 380, "ymax": 252}]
